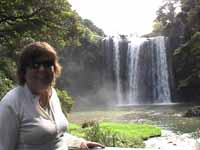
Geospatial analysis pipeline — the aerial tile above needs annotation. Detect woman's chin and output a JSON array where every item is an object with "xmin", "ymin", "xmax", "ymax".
[
  {"xmin": 39, "ymin": 84, "xmax": 51, "ymax": 91},
  {"xmin": 32, "ymin": 84, "xmax": 51, "ymax": 95}
]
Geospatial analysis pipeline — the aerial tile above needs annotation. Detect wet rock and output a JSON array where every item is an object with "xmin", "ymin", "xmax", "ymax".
[{"xmin": 183, "ymin": 106, "xmax": 200, "ymax": 117}]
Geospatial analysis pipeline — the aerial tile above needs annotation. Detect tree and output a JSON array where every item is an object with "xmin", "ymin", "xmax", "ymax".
[
  {"xmin": 180, "ymin": 0, "xmax": 200, "ymax": 40},
  {"xmin": 153, "ymin": 0, "xmax": 185, "ymax": 50},
  {"xmin": 82, "ymin": 19, "xmax": 105, "ymax": 37},
  {"xmin": 173, "ymin": 32, "xmax": 200, "ymax": 100},
  {"xmin": 154, "ymin": 0, "xmax": 180, "ymax": 35},
  {"xmin": 0, "ymin": 0, "xmax": 84, "ymax": 57}
]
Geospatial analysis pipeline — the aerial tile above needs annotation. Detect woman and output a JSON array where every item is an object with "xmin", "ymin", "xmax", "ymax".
[{"xmin": 0, "ymin": 42, "xmax": 104, "ymax": 150}]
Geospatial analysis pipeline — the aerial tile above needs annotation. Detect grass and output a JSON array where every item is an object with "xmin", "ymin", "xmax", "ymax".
[
  {"xmin": 100, "ymin": 122, "xmax": 161, "ymax": 140},
  {"xmin": 68, "ymin": 123, "xmax": 84, "ymax": 137},
  {"xmin": 68, "ymin": 121, "xmax": 161, "ymax": 148}
]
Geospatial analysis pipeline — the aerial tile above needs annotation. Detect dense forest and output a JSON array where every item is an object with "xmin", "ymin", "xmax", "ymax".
[
  {"xmin": 1, "ymin": 0, "xmax": 200, "ymax": 108},
  {"xmin": 153, "ymin": 0, "xmax": 200, "ymax": 102}
]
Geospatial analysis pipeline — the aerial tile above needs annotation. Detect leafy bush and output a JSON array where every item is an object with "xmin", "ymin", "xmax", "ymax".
[
  {"xmin": 0, "ymin": 72, "xmax": 14, "ymax": 100},
  {"xmin": 82, "ymin": 120, "xmax": 98, "ymax": 128},
  {"xmin": 0, "ymin": 58, "xmax": 16, "ymax": 80},
  {"xmin": 56, "ymin": 88, "xmax": 74, "ymax": 113},
  {"xmin": 69, "ymin": 121, "xmax": 161, "ymax": 148},
  {"xmin": 83, "ymin": 123, "xmax": 145, "ymax": 148}
]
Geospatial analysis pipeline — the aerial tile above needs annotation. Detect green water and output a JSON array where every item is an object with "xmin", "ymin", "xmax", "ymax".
[{"xmin": 71, "ymin": 103, "xmax": 200, "ymax": 133}]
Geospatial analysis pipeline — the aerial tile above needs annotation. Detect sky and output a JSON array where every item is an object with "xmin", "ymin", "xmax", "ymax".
[{"xmin": 68, "ymin": 0, "xmax": 164, "ymax": 36}]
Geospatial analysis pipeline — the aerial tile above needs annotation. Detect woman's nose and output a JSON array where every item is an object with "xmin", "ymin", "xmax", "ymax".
[{"xmin": 38, "ymin": 65, "xmax": 45, "ymax": 71}]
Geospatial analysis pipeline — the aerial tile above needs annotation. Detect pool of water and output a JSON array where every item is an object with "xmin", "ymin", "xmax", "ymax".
[
  {"xmin": 115, "ymin": 103, "xmax": 200, "ymax": 133},
  {"xmin": 70, "ymin": 103, "xmax": 200, "ymax": 133}
]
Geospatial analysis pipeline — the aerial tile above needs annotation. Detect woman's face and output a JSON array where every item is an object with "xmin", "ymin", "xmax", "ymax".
[{"xmin": 25, "ymin": 57, "xmax": 55, "ymax": 95}]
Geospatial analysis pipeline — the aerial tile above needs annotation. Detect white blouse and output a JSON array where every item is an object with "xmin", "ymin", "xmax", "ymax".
[{"xmin": 0, "ymin": 85, "xmax": 83, "ymax": 150}]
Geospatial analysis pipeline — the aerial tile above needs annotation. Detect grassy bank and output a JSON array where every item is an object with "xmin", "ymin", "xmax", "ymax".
[{"xmin": 69, "ymin": 122, "xmax": 161, "ymax": 148}]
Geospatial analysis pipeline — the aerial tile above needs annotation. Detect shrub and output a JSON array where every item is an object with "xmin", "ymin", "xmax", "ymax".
[
  {"xmin": 69, "ymin": 122, "xmax": 161, "ymax": 148},
  {"xmin": 0, "ymin": 58, "xmax": 16, "ymax": 80},
  {"xmin": 83, "ymin": 122, "xmax": 145, "ymax": 148},
  {"xmin": 0, "ymin": 72, "xmax": 14, "ymax": 100},
  {"xmin": 56, "ymin": 88, "xmax": 74, "ymax": 113},
  {"xmin": 82, "ymin": 120, "xmax": 98, "ymax": 128}
]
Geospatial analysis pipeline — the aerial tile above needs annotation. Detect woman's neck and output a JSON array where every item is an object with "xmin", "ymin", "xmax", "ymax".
[
  {"xmin": 26, "ymin": 83, "xmax": 52, "ymax": 108},
  {"xmin": 38, "ymin": 88, "xmax": 52, "ymax": 108}
]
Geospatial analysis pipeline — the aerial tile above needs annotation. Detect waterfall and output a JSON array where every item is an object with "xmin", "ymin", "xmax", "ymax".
[
  {"xmin": 102, "ymin": 36, "xmax": 171, "ymax": 105},
  {"xmin": 151, "ymin": 36, "xmax": 171, "ymax": 103},
  {"xmin": 113, "ymin": 37, "xmax": 123, "ymax": 104},
  {"xmin": 127, "ymin": 37, "xmax": 146, "ymax": 104}
]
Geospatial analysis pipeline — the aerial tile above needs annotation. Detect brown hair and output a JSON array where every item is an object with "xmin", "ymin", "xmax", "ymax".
[{"xmin": 17, "ymin": 41, "xmax": 62, "ymax": 85}]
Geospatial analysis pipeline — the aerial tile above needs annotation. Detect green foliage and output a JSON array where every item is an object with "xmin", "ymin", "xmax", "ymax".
[
  {"xmin": 56, "ymin": 88, "xmax": 74, "ymax": 113},
  {"xmin": 0, "ymin": 0, "xmax": 105, "ymax": 57},
  {"xmin": 173, "ymin": 32, "xmax": 200, "ymax": 90},
  {"xmin": 0, "ymin": 57, "xmax": 17, "ymax": 80},
  {"xmin": 152, "ymin": 20, "xmax": 165, "ymax": 34},
  {"xmin": 0, "ymin": 72, "xmax": 14, "ymax": 100},
  {"xmin": 0, "ymin": 57, "xmax": 16, "ymax": 100},
  {"xmin": 100, "ymin": 122, "xmax": 161, "ymax": 140},
  {"xmin": 81, "ymin": 120, "xmax": 97, "ymax": 128},
  {"xmin": 154, "ymin": 0, "xmax": 200, "ymax": 41},
  {"xmin": 69, "ymin": 123, "xmax": 81, "ymax": 131},
  {"xmin": 68, "ymin": 123, "xmax": 85, "ymax": 137},
  {"xmin": 153, "ymin": 0, "xmax": 179, "ymax": 35},
  {"xmin": 180, "ymin": 0, "xmax": 200, "ymax": 40},
  {"xmin": 82, "ymin": 19, "xmax": 105, "ymax": 37},
  {"xmin": 69, "ymin": 122, "xmax": 161, "ymax": 148},
  {"xmin": 84, "ymin": 123, "xmax": 145, "ymax": 148},
  {"xmin": 0, "ymin": 0, "xmax": 85, "ymax": 58}
]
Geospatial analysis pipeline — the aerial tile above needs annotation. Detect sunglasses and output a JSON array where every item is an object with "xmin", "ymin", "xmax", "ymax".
[{"xmin": 29, "ymin": 60, "xmax": 54, "ymax": 70}]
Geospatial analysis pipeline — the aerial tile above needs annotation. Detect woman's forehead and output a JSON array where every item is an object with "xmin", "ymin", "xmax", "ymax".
[
  {"xmin": 31, "ymin": 52, "xmax": 55, "ymax": 60},
  {"xmin": 31, "ymin": 57, "xmax": 54, "ymax": 63},
  {"xmin": 36, "ymin": 56, "xmax": 53, "ymax": 60}
]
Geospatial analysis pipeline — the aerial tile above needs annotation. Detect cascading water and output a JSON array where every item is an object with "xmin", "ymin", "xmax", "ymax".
[
  {"xmin": 127, "ymin": 37, "xmax": 146, "ymax": 104},
  {"xmin": 113, "ymin": 37, "xmax": 123, "ymax": 104},
  {"xmin": 151, "ymin": 36, "xmax": 171, "ymax": 103},
  {"xmin": 102, "ymin": 35, "xmax": 171, "ymax": 105}
]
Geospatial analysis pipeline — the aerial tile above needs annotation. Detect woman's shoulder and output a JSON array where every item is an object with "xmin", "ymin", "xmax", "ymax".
[
  {"xmin": 51, "ymin": 87, "xmax": 60, "ymax": 98},
  {"xmin": 0, "ymin": 86, "xmax": 24, "ymax": 106}
]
